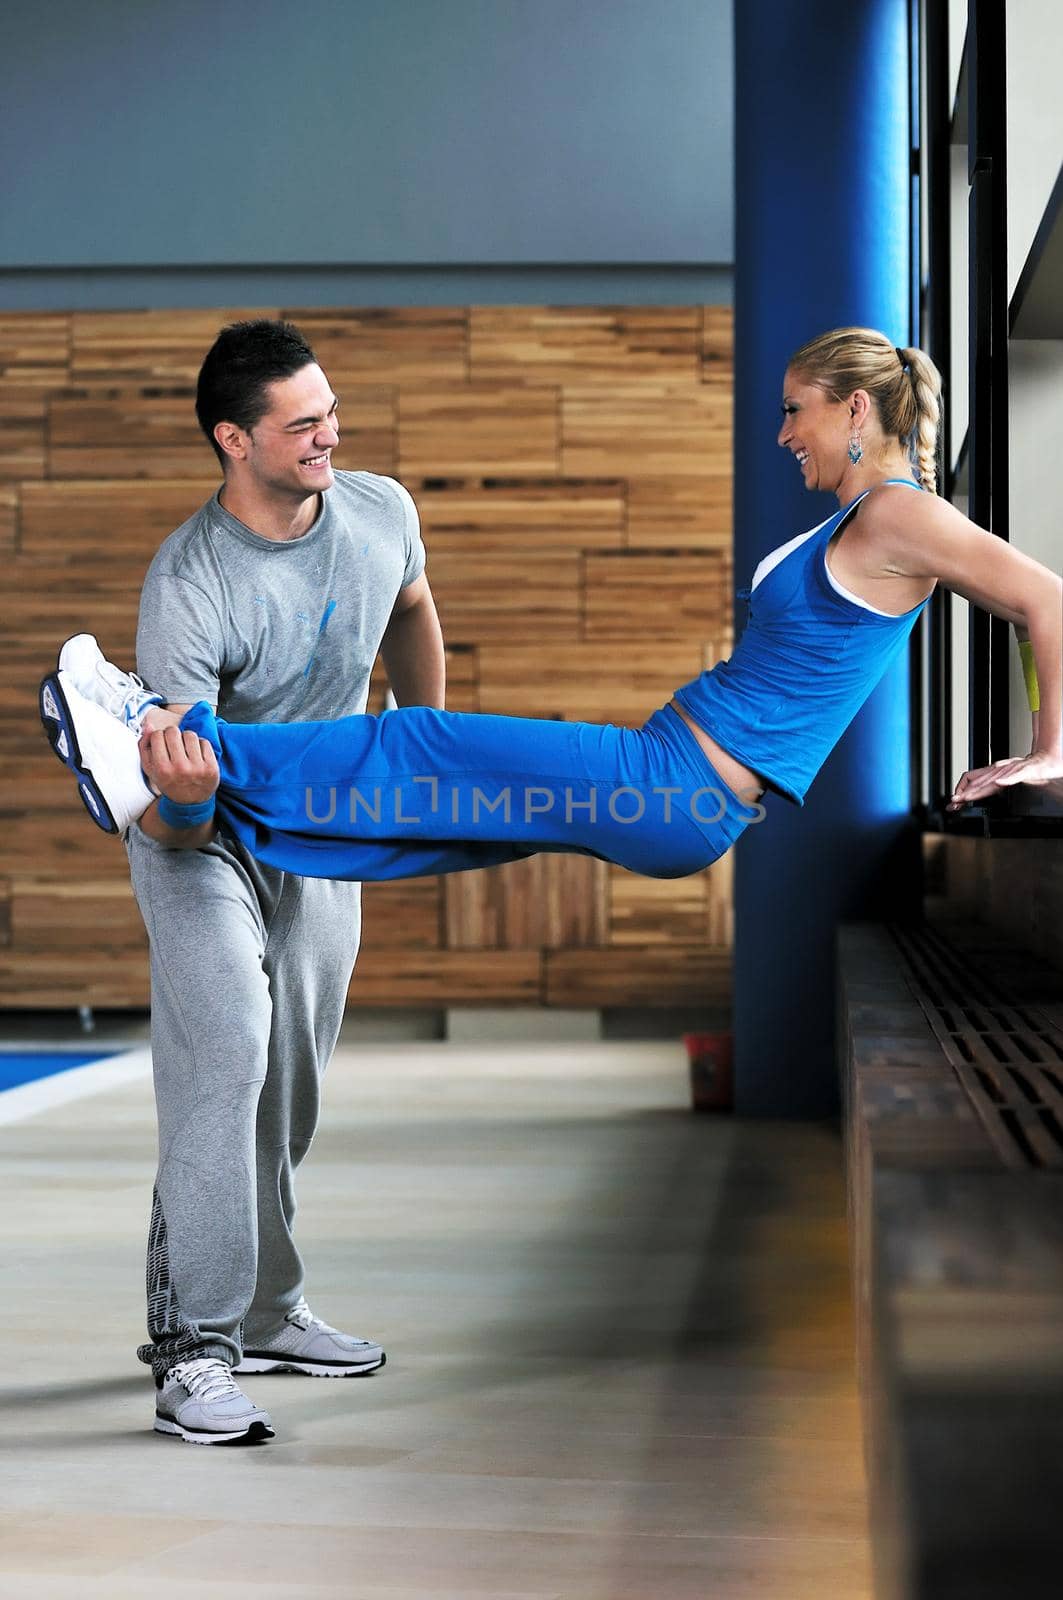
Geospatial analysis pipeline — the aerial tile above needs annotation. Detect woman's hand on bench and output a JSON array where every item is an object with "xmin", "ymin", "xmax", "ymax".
[{"xmin": 947, "ymin": 748, "xmax": 1063, "ymax": 810}]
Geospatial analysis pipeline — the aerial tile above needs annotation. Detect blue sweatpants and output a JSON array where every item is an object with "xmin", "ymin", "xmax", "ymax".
[{"xmin": 181, "ymin": 700, "xmax": 761, "ymax": 882}]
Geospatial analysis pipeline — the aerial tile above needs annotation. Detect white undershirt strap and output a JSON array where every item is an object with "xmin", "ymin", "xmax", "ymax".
[
  {"xmin": 822, "ymin": 562, "xmax": 895, "ymax": 616},
  {"xmin": 750, "ymin": 516, "xmax": 832, "ymax": 591}
]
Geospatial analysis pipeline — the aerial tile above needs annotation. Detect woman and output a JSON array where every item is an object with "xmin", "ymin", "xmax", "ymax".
[{"xmin": 41, "ymin": 327, "xmax": 1062, "ymax": 880}]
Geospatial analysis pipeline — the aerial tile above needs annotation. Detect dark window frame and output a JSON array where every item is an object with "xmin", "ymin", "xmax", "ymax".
[{"xmin": 914, "ymin": 0, "xmax": 1063, "ymax": 838}]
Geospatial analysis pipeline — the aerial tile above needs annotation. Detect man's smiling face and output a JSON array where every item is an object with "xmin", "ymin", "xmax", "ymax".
[{"xmin": 242, "ymin": 363, "xmax": 340, "ymax": 501}]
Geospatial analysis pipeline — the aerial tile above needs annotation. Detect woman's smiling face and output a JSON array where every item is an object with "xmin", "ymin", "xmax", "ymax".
[{"xmin": 776, "ymin": 368, "xmax": 850, "ymax": 493}]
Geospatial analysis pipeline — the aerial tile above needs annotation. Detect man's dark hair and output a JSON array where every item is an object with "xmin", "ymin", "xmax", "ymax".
[{"xmin": 195, "ymin": 319, "xmax": 318, "ymax": 467}]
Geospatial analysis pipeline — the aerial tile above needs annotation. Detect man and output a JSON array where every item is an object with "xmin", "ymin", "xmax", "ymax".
[{"xmin": 115, "ymin": 319, "xmax": 443, "ymax": 1443}]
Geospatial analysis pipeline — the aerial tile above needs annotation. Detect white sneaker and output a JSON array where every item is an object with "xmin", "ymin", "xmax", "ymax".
[
  {"xmin": 57, "ymin": 633, "xmax": 164, "ymax": 736},
  {"xmin": 154, "ymin": 1358, "xmax": 275, "ymax": 1445},
  {"xmin": 39, "ymin": 669, "xmax": 155, "ymax": 834}
]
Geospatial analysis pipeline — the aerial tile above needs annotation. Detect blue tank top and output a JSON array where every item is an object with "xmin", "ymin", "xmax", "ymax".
[{"xmin": 674, "ymin": 480, "xmax": 928, "ymax": 806}]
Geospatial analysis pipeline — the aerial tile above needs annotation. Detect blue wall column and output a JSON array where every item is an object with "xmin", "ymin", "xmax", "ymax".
[{"xmin": 733, "ymin": 0, "xmax": 918, "ymax": 1116}]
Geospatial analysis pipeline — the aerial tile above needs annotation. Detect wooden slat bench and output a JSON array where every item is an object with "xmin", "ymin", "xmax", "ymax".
[{"xmin": 839, "ymin": 919, "xmax": 1063, "ymax": 1600}]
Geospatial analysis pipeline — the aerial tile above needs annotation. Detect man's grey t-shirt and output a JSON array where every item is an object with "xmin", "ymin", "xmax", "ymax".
[{"xmin": 136, "ymin": 470, "xmax": 425, "ymax": 723}]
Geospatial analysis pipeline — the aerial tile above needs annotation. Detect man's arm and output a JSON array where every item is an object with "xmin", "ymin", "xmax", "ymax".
[
  {"xmin": 378, "ymin": 573, "xmax": 446, "ymax": 709},
  {"xmin": 137, "ymin": 711, "xmax": 219, "ymax": 850},
  {"xmin": 134, "ymin": 570, "xmax": 226, "ymax": 844}
]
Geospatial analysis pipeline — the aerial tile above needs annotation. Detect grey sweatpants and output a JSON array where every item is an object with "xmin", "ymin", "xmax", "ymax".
[{"xmin": 127, "ymin": 824, "xmax": 362, "ymax": 1381}]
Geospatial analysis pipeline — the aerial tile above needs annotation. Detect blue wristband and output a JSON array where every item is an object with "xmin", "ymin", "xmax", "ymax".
[{"xmin": 157, "ymin": 794, "xmax": 216, "ymax": 830}]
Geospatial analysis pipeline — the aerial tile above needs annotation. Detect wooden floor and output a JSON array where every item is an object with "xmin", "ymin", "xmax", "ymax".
[{"xmin": 0, "ymin": 1036, "xmax": 871, "ymax": 1598}]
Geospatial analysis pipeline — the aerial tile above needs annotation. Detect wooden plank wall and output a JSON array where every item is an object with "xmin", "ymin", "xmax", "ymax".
[{"xmin": 0, "ymin": 306, "xmax": 734, "ymax": 1011}]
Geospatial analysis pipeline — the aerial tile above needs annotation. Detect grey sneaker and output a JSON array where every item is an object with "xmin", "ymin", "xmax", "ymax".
[
  {"xmin": 57, "ymin": 633, "xmax": 164, "ymax": 736},
  {"xmin": 235, "ymin": 1298, "xmax": 386, "ymax": 1378},
  {"xmin": 154, "ymin": 1357, "xmax": 275, "ymax": 1445}
]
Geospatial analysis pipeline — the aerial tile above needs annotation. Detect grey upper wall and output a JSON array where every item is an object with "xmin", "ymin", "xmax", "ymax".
[{"xmin": 3, "ymin": 0, "xmax": 733, "ymax": 282}]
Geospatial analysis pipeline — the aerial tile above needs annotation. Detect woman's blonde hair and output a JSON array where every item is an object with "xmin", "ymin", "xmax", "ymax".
[{"xmin": 788, "ymin": 326, "xmax": 943, "ymax": 494}]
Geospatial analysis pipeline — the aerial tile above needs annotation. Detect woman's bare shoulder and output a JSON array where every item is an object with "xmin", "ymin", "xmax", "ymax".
[{"xmin": 858, "ymin": 484, "xmax": 973, "ymax": 574}]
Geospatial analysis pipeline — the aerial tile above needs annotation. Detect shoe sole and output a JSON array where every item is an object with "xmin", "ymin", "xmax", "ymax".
[
  {"xmin": 38, "ymin": 671, "xmax": 121, "ymax": 834},
  {"xmin": 234, "ymin": 1352, "xmax": 386, "ymax": 1377},
  {"xmin": 154, "ymin": 1415, "xmax": 275, "ymax": 1444}
]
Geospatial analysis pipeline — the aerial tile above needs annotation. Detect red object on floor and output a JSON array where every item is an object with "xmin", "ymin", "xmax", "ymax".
[{"xmin": 683, "ymin": 1032, "xmax": 733, "ymax": 1112}]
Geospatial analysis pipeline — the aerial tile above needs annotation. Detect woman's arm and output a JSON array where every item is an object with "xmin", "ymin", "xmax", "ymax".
[
  {"xmin": 1014, "ymin": 621, "xmax": 1042, "ymax": 756},
  {"xmin": 860, "ymin": 486, "xmax": 1062, "ymax": 806}
]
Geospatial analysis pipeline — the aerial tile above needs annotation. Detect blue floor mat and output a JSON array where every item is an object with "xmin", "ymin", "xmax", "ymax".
[{"xmin": 0, "ymin": 1051, "xmax": 114, "ymax": 1092}]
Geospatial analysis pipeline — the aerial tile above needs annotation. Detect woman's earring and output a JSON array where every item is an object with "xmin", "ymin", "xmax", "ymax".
[{"xmin": 847, "ymin": 432, "xmax": 863, "ymax": 465}]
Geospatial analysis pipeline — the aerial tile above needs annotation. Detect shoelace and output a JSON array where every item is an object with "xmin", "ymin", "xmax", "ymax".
[
  {"xmin": 166, "ymin": 1356, "xmax": 244, "ymax": 1403},
  {"xmin": 286, "ymin": 1297, "xmax": 336, "ymax": 1334},
  {"xmin": 94, "ymin": 658, "xmax": 160, "ymax": 735}
]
